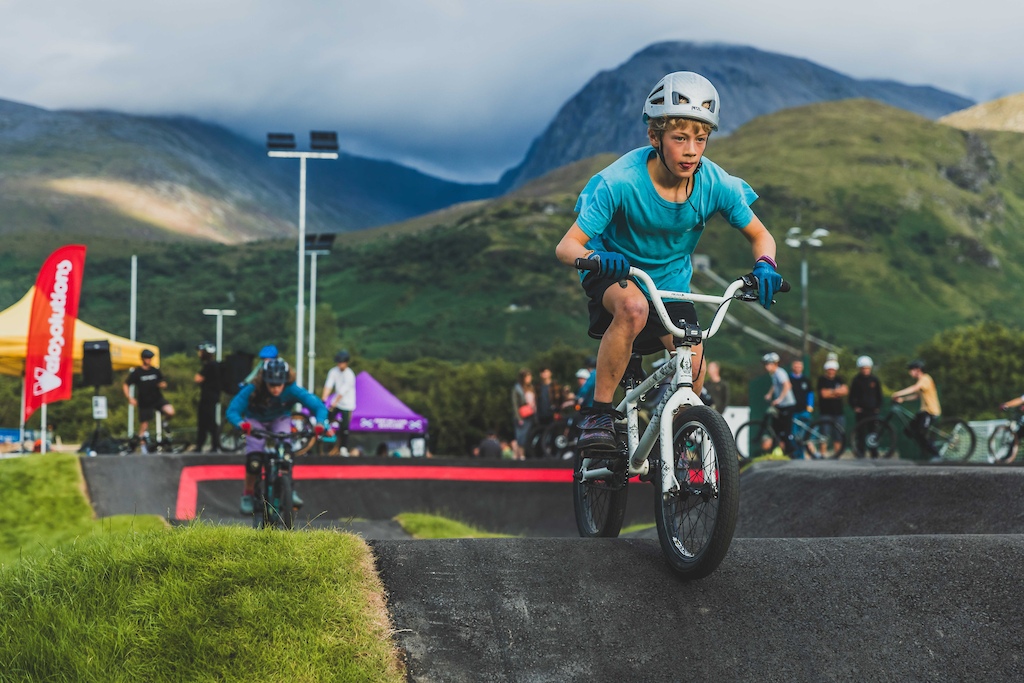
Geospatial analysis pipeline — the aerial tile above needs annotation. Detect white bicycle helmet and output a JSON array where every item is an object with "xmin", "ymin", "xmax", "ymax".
[
  {"xmin": 642, "ymin": 71, "xmax": 721, "ymax": 130},
  {"xmin": 856, "ymin": 355, "xmax": 873, "ymax": 368},
  {"xmin": 762, "ymin": 352, "xmax": 780, "ymax": 364}
]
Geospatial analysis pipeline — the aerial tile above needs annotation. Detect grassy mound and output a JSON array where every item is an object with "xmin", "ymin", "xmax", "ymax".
[
  {"xmin": 0, "ymin": 525, "xmax": 403, "ymax": 682},
  {"xmin": 0, "ymin": 454, "xmax": 404, "ymax": 681}
]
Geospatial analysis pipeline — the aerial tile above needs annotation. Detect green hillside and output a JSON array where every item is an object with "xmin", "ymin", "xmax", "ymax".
[{"xmin": 0, "ymin": 99, "xmax": 1022, "ymax": 370}]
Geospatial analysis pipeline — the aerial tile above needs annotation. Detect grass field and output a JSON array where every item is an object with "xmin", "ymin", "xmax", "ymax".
[{"xmin": 0, "ymin": 454, "xmax": 405, "ymax": 682}]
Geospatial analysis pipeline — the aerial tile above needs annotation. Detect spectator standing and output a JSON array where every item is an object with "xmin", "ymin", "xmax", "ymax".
[
  {"xmin": 816, "ymin": 358, "xmax": 849, "ymax": 456},
  {"xmin": 891, "ymin": 359, "xmax": 942, "ymax": 460},
  {"xmin": 322, "ymin": 349, "xmax": 357, "ymax": 456},
  {"xmin": 704, "ymin": 361, "xmax": 730, "ymax": 414},
  {"xmin": 536, "ymin": 366, "xmax": 556, "ymax": 428},
  {"xmin": 123, "ymin": 349, "xmax": 175, "ymax": 454},
  {"xmin": 849, "ymin": 355, "xmax": 884, "ymax": 458},
  {"xmin": 788, "ymin": 359, "xmax": 814, "ymax": 459},
  {"xmin": 511, "ymin": 369, "xmax": 535, "ymax": 460},
  {"xmin": 193, "ymin": 342, "xmax": 222, "ymax": 452},
  {"xmin": 762, "ymin": 352, "xmax": 796, "ymax": 454}
]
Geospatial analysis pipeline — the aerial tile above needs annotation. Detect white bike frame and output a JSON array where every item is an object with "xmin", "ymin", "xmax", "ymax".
[{"xmin": 579, "ymin": 266, "xmax": 749, "ymax": 498}]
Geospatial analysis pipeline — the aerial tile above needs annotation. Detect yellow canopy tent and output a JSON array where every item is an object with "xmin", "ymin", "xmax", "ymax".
[{"xmin": 0, "ymin": 287, "xmax": 159, "ymax": 377}]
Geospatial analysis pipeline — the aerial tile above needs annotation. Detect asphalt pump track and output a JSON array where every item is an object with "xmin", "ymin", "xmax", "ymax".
[{"xmin": 82, "ymin": 455, "xmax": 1024, "ymax": 681}]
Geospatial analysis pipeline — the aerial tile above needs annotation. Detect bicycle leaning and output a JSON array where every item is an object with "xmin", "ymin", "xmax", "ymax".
[
  {"xmin": 733, "ymin": 406, "xmax": 846, "ymax": 462},
  {"xmin": 851, "ymin": 402, "xmax": 976, "ymax": 461},
  {"xmin": 571, "ymin": 259, "xmax": 788, "ymax": 579},
  {"xmin": 245, "ymin": 427, "xmax": 317, "ymax": 530},
  {"xmin": 987, "ymin": 406, "xmax": 1024, "ymax": 464}
]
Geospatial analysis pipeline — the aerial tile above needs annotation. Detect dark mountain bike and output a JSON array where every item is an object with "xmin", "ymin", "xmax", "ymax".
[
  {"xmin": 119, "ymin": 423, "xmax": 189, "ymax": 455},
  {"xmin": 246, "ymin": 427, "xmax": 317, "ymax": 530},
  {"xmin": 733, "ymin": 406, "xmax": 846, "ymax": 462},
  {"xmin": 851, "ymin": 402, "xmax": 975, "ymax": 461}
]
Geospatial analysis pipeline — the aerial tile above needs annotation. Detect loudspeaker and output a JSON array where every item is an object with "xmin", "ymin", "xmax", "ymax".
[{"xmin": 82, "ymin": 340, "xmax": 113, "ymax": 387}]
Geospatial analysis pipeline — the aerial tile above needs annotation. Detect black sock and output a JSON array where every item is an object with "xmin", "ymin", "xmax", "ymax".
[{"xmin": 593, "ymin": 401, "xmax": 614, "ymax": 413}]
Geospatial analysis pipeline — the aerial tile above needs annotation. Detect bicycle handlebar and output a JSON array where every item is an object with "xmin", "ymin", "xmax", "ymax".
[
  {"xmin": 245, "ymin": 427, "xmax": 320, "ymax": 441},
  {"xmin": 573, "ymin": 258, "xmax": 791, "ymax": 341}
]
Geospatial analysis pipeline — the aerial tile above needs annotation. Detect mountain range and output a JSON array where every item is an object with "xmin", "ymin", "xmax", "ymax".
[{"xmin": 0, "ymin": 41, "xmax": 977, "ymax": 244}]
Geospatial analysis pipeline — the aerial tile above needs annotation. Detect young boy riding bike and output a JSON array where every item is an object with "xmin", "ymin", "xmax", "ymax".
[{"xmin": 554, "ymin": 71, "xmax": 784, "ymax": 452}]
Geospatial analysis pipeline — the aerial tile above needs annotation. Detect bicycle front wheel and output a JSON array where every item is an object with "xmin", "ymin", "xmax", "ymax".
[
  {"xmin": 988, "ymin": 425, "xmax": 1019, "ymax": 464},
  {"xmin": 851, "ymin": 418, "xmax": 897, "ymax": 459},
  {"xmin": 273, "ymin": 475, "xmax": 295, "ymax": 530},
  {"xmin": 805, "ymin": 418, "xmax": 846, "ymax": 459},
  {"xmin": 572, "ymin": 449, "xmax": 629, "ymax": 537},
  {"xmin": 654, "ymin": 406, "xmax": 739, "ymax": 579},
  {"xmin": 931, "ymin": 418, "xmax": 976, "ymax": 462}
]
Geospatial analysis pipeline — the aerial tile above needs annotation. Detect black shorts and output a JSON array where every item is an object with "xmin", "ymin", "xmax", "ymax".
[
  {"xmin": 582, "ymin": 273, "xmax": 699, "ymax": 355},
  {"xmin": 138, "ymin": 400, "xmax": 170, "ymax": 422}
]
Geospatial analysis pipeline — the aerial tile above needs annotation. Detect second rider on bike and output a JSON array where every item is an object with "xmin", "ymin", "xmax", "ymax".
[
  {"xmin": 227, "ymin": 358, "xmax": 332, "ymax": 514},
  {"xmin": 554, "ymin": 70, "xmax": 784, "ymax": 452}
]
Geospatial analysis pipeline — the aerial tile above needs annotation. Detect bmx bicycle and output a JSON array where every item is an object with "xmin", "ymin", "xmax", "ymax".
[
  {"xmin": 571, "ymin": 258, "xmax": 788, "ymax": 579},
  {"xmin": 734, "ymin": 407, "xmax": 846, "ymax": 462},
  {"xmin": 850, "ymin": 402, "xmax": 975, "ymax": 461},
  {"xmin": 246, "ymin": 427, "xmax": 318, "ymax": 530}
]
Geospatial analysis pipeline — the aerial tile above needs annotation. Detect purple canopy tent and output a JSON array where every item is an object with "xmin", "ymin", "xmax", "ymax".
[{"xmin": 350, "ymin": 371, "xmax": 428, "ymax": 434}]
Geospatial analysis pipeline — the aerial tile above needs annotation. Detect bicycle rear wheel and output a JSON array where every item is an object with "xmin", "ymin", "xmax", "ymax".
[
  {"xmin": 572, "ymin": 449, "xmax": 629, "ymax": 537},
  {"xmin": 930, "ymin": 418, "xmax": 976, "ymax": 462},
  {"xmin": 654, "ymin": 406, "xmax": 739, "ymax": 579},
  {"xmin": 805, "ymin": 418, "xmax": 846, "ymax": 459},
  {"xmin": 851, "ymin": 418, "xmax": 897, "ymax": 459},
  {"xmin": 733, "ymin": 421, "xmax": 776, "ymax": 463},
  {"xmin": 988, "ymin": 425, "xmax": 1019, "ymax": 464}
]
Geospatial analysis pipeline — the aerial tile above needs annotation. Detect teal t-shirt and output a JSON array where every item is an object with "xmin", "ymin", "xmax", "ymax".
[{"xmin": 575, "ymin": 146, "xmax": 758, "ymax": 292}]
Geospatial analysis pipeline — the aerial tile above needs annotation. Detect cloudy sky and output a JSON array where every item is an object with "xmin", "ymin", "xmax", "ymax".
[{"xmin": 1, "ymin": 0, "xmax": 1021, "ymax": 182}]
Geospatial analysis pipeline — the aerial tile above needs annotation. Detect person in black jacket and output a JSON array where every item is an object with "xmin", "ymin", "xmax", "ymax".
[
  {"xmin": 789, "ymin": 359, "xmax": 814, "ymax": 459},
  {"xmin": 193, "ymin": 342, "xmax": 222, "ymax": 452},
  {"xmin": 849, "ymin": 355, "xmax": 884, "ymax": 458}
]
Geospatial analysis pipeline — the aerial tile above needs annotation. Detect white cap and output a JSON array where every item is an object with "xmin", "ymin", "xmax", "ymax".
[
  {"xmin": 576, "ymin": 369, "xmax": 591, "ymax": 380},
  {"xmin": 823, "ymin": 360, "xmax": 840, "ymax": 371},
  {"xmin": 856, "ymin": 355, "xmax": 873, "ymax": 368}
]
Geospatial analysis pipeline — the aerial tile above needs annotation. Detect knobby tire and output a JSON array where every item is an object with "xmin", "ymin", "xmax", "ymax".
[
  {"xmin": 733, "ymin": 421, "xmax": 775, "ymax": 463},
  {"xmin": 988, "ymin": 425, "xmax": 1019, "ymax": 464},
  {"xmin": 654, "ymin": 405, "xmax": 739, "ymax": 580},
  {"xmin": 851, "ymin": 418, "xmax": 897, "ymax": 459},
  {"xmin": 274, "ymin": 475, "xmax": 295, "ymax": 530}
]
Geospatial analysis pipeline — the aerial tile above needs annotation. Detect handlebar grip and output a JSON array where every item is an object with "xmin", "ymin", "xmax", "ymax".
[
  {"xmin": 779, "ymin": 280, "xmax": 792, "ymax": 293},
  {"xmin": 574, "ymin": 258, "xmax": 600, "ymax": 271}
]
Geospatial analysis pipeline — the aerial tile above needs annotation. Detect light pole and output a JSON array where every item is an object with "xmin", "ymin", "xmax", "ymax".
[
  {"xmin": 267, "ymin": 131, "xmax": 339, "ymax": 387},
  {"xmin": 785, "ymin": 227, "xmax": 830, "ymax": 364},
  {"xmin": 304, "ymin": 233, "xmax": 336, "ymax": 390},
  {"xmin": 203, "ymin": 308, "xmax": 236, "ymax": 426}
]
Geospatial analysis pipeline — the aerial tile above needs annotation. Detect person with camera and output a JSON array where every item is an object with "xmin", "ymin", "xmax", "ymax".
[{"xmin": 193, "ymin": 341, "xmax": 222, "ymax": 452}]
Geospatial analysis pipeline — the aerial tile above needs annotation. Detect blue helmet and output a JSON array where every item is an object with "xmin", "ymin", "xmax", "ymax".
[
  {"xmin": 258, "ymin": 344, "xmax": 279, "ymax": 359},
  {"xmin": 334, "ymin": 349, "xmax": 351, "ymax": 363}
]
